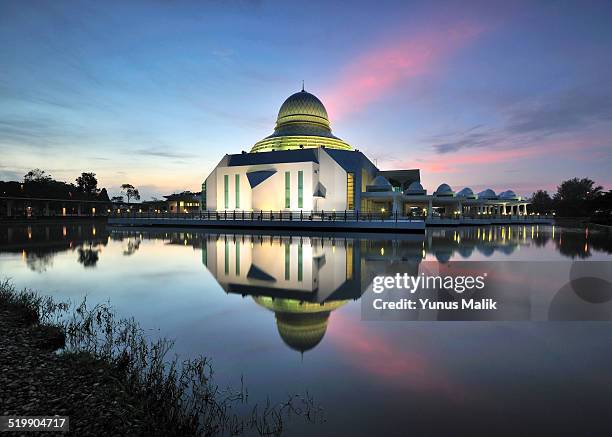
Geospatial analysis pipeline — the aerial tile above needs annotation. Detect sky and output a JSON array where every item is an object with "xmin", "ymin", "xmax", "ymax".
[{"xmin": 1, "ymin": 0, "xmax": 611, "ymax": 200}]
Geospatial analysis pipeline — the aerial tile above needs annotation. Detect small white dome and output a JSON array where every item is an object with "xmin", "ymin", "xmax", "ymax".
[
  {"xmin": 434, "ymin": 183, "xmax": 454, "ymax": 197},
  {"xmin": 404, "ymin": 181, "xmax": 426, "ymax": 195},
  {"xmin": 499, "ymin": 190, "xmax": 519, "ymax": 200},
  {"xmin": 457, "ymin": 187, "xmax": 477, "ymax": 199},
  {"xmin": 478, "ymin": 189, "xmax": 497, "ymax": 199}
]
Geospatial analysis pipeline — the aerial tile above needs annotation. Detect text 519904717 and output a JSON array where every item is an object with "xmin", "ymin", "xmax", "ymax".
[{"xmin": 0, "ymin": 416, "xmax": 69, "ymax": 432}]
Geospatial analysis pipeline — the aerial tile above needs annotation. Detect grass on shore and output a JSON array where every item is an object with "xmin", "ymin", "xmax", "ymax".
[{"xmin": 0, "ymin": 279, "xmax": 323, "ymax": 436}]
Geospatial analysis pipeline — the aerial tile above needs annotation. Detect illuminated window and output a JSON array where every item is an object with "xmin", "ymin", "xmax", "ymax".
[
  {"xmin": 298, "ymin": 171, "xmax": 303, "ymax": 208},
  {"xmin": 224, "ymin": 175, "xmax": 229, "ymax": 209},
  {"xmin": 361, "ymin": 169, "xmax": 367, "ymax": 193},
  {"xmin": 347, "ymin": 172, "xmax": 355, "ymax": 210},
  {"xmin": 285, "ymin": 171, "xmax": 290, "ymax": 208},
  {"xmin": 235, "ymin": 174, "xmax": 240, "ymax": 209},
  {"xmin": 284, "ymin": 242, "xmax": 290, "ymax": 280}
]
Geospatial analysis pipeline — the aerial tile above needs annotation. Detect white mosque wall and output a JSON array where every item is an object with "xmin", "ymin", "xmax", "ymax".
[
  {"xmin": 250, "ymin": 162, "xmax": 317, "ymax": 211},
  {"xmin": 316, "ymin": 149, "xmax": 349, "ymax": 212},
  {"xmin": 204, "ymin": 157, "xmax": 350, "ymax": 212},
  {"xmin": 204, "ymin": 166, "xmax": 218, "ymax": 211}
]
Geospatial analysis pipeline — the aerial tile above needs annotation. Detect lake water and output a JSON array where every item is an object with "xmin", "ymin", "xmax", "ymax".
[{"xmin": 1, "ymin": 222, "xmax": 612, "ymax": 435}]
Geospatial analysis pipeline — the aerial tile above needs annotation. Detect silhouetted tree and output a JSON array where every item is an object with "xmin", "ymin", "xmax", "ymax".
[
  {"xmin": 554, "ymin": 178, "xmax": 603, "ymax": 217},
  {"xmin": 111, "ymin": 195, "xmax": 124, "ymax": 203},
  {"xmin": 24, "ymin": 169, "xmax": 53, "ymax": 184},
  {"xmin": 76, "ymin": 172, "xmax": 99, "ymax": 194},
  {"xmin": 530, "ymin": 190, "xmax": 553, "ymax": 214},
  {"xmin": 121, "ymin": 184, "xmax": 140, "ymax": 204},
  {"xmin": 590, "ymin": 190, "xmax": 612, "ymax": 225}
]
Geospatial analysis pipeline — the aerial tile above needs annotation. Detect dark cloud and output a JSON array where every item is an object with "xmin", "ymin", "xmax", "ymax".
[
  {"xmin": 0, "ymin": 116, "xmax": 80, "ymax": 148},
  {"xmin": 430, "ymin": 84, "xmax": 612, "ymax": 154},
  {"xmin": 432, "ymin": 130, "xmax": 498, "ymax": 154},
  {"xmin": 505, "ymin": 88, "xmax": 612, "ymax": 135},
  {"xmin": 133, "ymin": 147, "xmax": 197, "ymax": 159}
]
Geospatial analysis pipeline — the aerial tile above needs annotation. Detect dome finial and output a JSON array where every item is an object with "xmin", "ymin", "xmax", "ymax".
[{"xmin": 301, "ymin": 80, "xmax": 304, "ymax": 92}]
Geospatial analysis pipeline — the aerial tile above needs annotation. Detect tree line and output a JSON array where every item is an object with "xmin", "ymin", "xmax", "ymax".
[
  {"xmin": 20, "ymin": 169, "xmax": 141, "ymax": 204},
  {"xmin": 530, "ymin": 178, "xmax": 611, "ymax": 223}
]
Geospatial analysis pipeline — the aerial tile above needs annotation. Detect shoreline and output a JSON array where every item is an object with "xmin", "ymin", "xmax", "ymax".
[
  {"xmin": 0, "ymin": 281, "xmax": 319, "ymax": 436},
  {"xmin": 0, "ymin": 285, "xmax": 195, "ymax": 436}
]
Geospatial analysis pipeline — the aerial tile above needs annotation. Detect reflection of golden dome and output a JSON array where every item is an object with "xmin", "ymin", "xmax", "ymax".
[
  {"xmin": 276, "ymin": 312, "xmax": 329, "ymax": 352},
  {"xmin": 253, "ymin": 296, "xmax": 348, "ymax": 353}
]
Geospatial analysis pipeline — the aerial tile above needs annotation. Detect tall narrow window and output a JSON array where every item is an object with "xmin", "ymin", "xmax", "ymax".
[
  {"xmin": 298, "ymin": 242, "xmax": 303, "ymax": 282},
  {"xmin": 224, "ymin": 175, "xmax": 229, "ymax": 209},
  {"xmin": 284, "ymin": 242, "xmax": 290, "ymax": 280},
  {"xmin": 361, "ymin": 169, "xmax": 367, "ymax": 193},
  {"xmin": 347, "ymin": 172, "xmax": 355, "ymax": 210},
  {"xmin": 285, "ymin": 171, "xmax": 290, "ymax": 208},
  {"xmin": 235, "ymin": 241, "xmax": 240, "ymax": 275},
  {"xmin": 298, "ymin": 171, "xmax": 303, "ymax": 209},
  {"xmin": 235, "ymin": 174, "xmax": 240, "ymax": 209}
]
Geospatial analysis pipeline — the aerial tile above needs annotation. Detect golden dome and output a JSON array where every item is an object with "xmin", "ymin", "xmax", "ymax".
[{"xmin": 251, "ymin": 90, "xmax": 353, "ymax": 153}]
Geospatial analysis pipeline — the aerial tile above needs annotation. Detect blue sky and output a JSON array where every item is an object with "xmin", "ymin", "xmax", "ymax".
[{"xmin": 1, "ymin": 0, "xmax": 611, "ymax": 199}]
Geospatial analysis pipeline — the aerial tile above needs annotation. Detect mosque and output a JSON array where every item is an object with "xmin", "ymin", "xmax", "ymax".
[{"xmin": 201, "ymin": 87, "xmax": 530, "ymax": 218}]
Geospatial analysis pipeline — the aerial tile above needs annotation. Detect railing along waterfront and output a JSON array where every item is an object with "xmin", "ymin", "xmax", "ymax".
[
  {"xmin": 110, "ymin": 210, "xmax": 553, "ymax": 222},
  {"xmin": 110, "ymin": 210, "xmax": 424, "ymax": 222}
]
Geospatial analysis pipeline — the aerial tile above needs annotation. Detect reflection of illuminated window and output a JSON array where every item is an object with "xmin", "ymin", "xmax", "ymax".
[
  {"xmin": 235, "ymin": 241, "xmax": 240, "ymax": 275},
  {"xmin": 285, "ymin": 172, "xmax": 290, "ymax": 209},
  {"xmin": 347, "ymin": 172, "xmax": 355, "ymax": 210},
  {"xmin": 224, "ymin": 239, "xmax": 229, "ymax": 275},
  {"xmin": 346, "ymin": 242, "xmax": 353, "ymax": 280},
  {"xmin": 224, "ymin": 175, "xmax": 229, "ymax": 209},
  {"xmin": 298, "ymin": 171, "xmax": 303, "ymax": 209},
  {"xmin": 285, "ymin": 242, "xmax": 290, "ymax": 280},
  {"xmin": 298, "ymin": 242, "xmax": 303, "ymax": 282}
]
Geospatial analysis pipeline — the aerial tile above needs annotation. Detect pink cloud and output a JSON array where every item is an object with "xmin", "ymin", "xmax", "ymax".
[
  {"xmin": 323, "ymin": 22, "xmax": 487, "ymax": 120},
  {"xmin": 389, "ymin": 133, "xmax": 611, "ymax": 195}
]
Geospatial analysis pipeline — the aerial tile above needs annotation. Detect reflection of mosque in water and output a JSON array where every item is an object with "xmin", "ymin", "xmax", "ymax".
[
  {"xmin": 199, "ymin": 225, "xmax": 592, "ymax": 353},
  {"xmin": 201, "ymin": 234, "xmax": 401, "ymax": 353}
]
